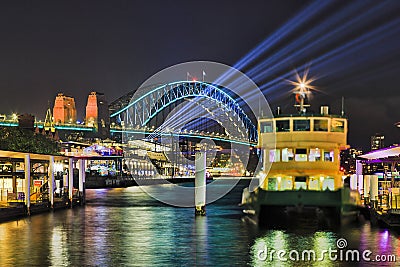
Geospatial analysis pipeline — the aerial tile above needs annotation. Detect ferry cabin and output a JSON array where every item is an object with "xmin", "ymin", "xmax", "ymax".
[{"xmin": 258, "ymin": 113, "xmax": 348, "ymax": 192}]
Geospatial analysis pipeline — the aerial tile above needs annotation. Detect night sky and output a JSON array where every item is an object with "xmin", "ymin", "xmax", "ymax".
[{"xmin": 0, "ymin": 0, "xmax": 399, "ymax": 151}]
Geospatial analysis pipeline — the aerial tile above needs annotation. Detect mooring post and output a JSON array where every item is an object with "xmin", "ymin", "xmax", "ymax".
[
  {"xmin": 370, "ymin": 175, "xmax": 379, "ymax": 208},
  {"xmin": 68, "ymin": 158, "xmax": 73, "ymax": 207},
  {"xmin": 24, "ymin": 154, "xmax": 31, "ymax": 215},
  {"xmin": 364, "ymin": 175, "xmax": 371, "ymax": 205},
  {"xmin": 78, "ymin": 159, "xmax": 85, "ymax": 205},
  {"xmin": 195, "ymin": 151, "xmax": 206, "ymax": 216},
  {"xmin": 48, "ymin": 156, "xmax": 55, "ymax": 209}
]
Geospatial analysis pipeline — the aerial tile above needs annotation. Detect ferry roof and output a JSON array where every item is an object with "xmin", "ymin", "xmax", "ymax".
[
  {"xmin": 359, "ymin": 146, "xmax": 400, "ymax": 160},
  {"xmin": 272, "ymin": 113, "xmax": 346, "ymax": 119}
]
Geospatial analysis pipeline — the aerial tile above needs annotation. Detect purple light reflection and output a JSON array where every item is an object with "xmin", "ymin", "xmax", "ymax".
[{"xmin": 378, "ymin": 230, "xmax": 389, "ymax": 252}]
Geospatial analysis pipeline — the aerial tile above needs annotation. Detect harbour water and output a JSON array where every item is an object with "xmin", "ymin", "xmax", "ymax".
[{"xmin": 0, "ymin": 180, "xmax": 399, "ymax": 266}]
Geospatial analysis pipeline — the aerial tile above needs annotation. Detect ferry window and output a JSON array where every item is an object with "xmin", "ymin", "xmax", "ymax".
[
  {"xmin": 314, "ymin": 119, "xmax": 328, "ymax": 131},
  {"xmin": 309, "ymin": 148, "xmax": 321, "ymax": 162},
  {"xmin": 322, "ymin": 177, "xmax": 335, "ymax": 190},
  {"xmin": 269, "ymin": 149, "xmax": 280, "ymax": 162},
  {"xmin": 260, "ymin": 121, "xmax": 273, "ymax": 133},
  {"xmin": 293, "ymin": 120, "xmax": 310, "ymax": 131},
  {"xmin": 331, "ymin": 119, "xmax": 345, "ymax": 132},
  {"xmin": 309, "ymin": 177, "xmax": 320, "ymax": 190},
  {"xmin": 267, "ymin": 178, "xmax": 278, "ymax": 190},
  {"xmin": 281, "ymin": 148, "xmax": 294, "ymax": 162},
  {"xmin": 295, "ymin": 176, "xmax": 307, "ymax": 190},
  {"xmin": 276, "ymin": 120, "xmax": 290, "ymax": 132},
  {"xmin": 324, "ymin": 151, "xmax": 334, "ymax": 162},
  {"xmin": 281, "ymin": 177, "xmax": 293, "ymax": 190},
  {"xmin": 295, "ymin": 148, "xmax": 307, "ymax": 161}
]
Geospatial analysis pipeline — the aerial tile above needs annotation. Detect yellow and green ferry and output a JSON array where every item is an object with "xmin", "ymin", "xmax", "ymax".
[{"xmin": 242, "ymin": 86, "xmax": 362, "ymax": 227}]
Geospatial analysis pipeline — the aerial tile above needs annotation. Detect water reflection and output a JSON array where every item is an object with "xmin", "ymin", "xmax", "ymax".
[
  {"xmin": 194, "ymin": 216, "xmax": 208, "ymax": 264},
  {"xmin": 49, "ymin": 226, "xmax": 69, "ymax": 266},
  {"xmin": 0, "ymin": 180, "xmax": 398, "ymax": 266},
  {"xmin": 251, "ymin": 231, "xmax": 338, "ymax": 267},
  {"xmin": 250, "ymin": 223, "xmax": 399, "ymax": 267}
]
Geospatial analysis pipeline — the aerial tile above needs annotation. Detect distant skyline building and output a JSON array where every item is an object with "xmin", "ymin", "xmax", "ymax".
[
  {"xmin": 340, "ymin": 148, "xmax": 363, "ymax": 174},
  {"xmin": 53, "ymin": 93, "xmax": 77, "ymax": 124},
  {"xmin": 85, "ymin": 91, "xmax": 110, "ymax": 137},
  {"xmin": 371, "ymin": 133, "xmax": 385, "ymax": 151}
]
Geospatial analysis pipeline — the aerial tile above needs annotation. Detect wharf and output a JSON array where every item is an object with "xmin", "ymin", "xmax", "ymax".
[
  {"xmin": 0, "ymin": 150, "xmax": 87, "ymax": 224},
  {"xmin": 357, "ymin": 146, "xmax": 400, "ymax": 231},
  {"xmin": 85, "ymin": 176, "xmax": 216, "ymax": 188},
  {"xmin": 0, "ymin": 197, "xmax": 84, "ymax": 223},
  {"xmin": 368, "ymin": 195, "xmax": 400, "ymax": 230}
]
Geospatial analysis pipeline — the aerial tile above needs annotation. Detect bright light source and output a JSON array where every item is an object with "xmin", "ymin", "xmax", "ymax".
[{"xmin": 288, "ymin": 68, "xmax": 316, "ymax": 93}]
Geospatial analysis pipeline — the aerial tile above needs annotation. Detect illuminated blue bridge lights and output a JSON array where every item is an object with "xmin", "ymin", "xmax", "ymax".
[
  {"xmin": 232, "ymin": 1, "xmax": 332, "ymax": 72},
  {"xmin": 110, "ymin": 129, "xmax": 255, "ymax": 146},
  {"xmin": 0, "ymin": 122, "xmax": 18, "ymax": 127},
  {"xmin": 212, "ymin": 1, "xmax": 400, "ymax": 104},
  {"xmin": 244, "ymin": 1, "xmax": 369, "ymax": 80},
  {"xmin": 232, "ymin": 11, "xmax": 399, "ymax": 103}
]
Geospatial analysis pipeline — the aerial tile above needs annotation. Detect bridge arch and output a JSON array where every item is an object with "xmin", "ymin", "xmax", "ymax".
[{"xmin": 110, "ymin": 81, "xmax": 258, "ymax": 142}]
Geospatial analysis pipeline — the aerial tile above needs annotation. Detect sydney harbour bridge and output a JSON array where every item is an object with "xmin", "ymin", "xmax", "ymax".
[{"xmin": 0, "ymin": 80, "xmax": 260, "ymax": 177}]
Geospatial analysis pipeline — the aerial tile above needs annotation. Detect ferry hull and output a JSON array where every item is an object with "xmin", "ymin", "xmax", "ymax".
[{"xmin": 242, "ymin": 188, "xmax": 360, "ymax": 228}]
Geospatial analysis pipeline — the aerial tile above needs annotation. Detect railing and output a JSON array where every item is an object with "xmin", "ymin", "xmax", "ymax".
[
  {"xmin": 111, "ymin": 127, "xmax": 256, "ymax": 145},
  {"xmin": 6, "ymin": 191, "xmax": 25, "ymax": 203},
  {"xmin": 389, "ymin": 194, "xmax": 400, "ymax": 210},
  {"xmin": 367, "ymin": 193, "xmax": 400, "ymax": 211}
]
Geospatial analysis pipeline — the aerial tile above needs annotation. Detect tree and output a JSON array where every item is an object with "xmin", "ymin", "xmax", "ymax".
[{"xmin": 0, "ymin": 127, "xmax": 60, "ymax": 154}]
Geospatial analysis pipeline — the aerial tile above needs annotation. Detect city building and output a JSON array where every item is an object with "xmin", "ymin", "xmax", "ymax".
[
  {"xmin": 85, "ymin": 92, "xmax": 110, "ymax": 137},
  {"xmin": 371, "ymin": 133, "xmax": 385, "ymax": 151},
  {"xmin": 53, "ymin": 93, "xmax": 77, "ymax": 124},
  {"xmin": 340, "ymin": 148, "xmax": 363, "ymax": 174}
]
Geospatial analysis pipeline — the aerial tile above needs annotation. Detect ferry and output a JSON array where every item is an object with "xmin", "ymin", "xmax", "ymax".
[{"xmin": 241, "ymin": 82, "xmax": 362, "ymax": 227}]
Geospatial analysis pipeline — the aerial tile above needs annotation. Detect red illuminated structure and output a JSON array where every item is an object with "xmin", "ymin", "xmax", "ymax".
[
  {"xmin": 85, "ymin": 92, "xmax": 110, "ymax": 137},
  {"xmin": 53, "ymin": 93, "xmax": 77, "ymax": 124}
]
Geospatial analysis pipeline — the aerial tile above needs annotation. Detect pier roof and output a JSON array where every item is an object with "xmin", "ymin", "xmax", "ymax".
[
  {"xmin": 359, "ymin": 146, "xmax": 400, "ymax": 160},
  {"xmin": 0, "ymin": 150, "xmax": 68, "ymax": 161}
]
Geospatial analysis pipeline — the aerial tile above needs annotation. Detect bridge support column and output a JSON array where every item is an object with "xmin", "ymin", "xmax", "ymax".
[
  {"xmin": 195, "ymin": 152, "xmax": 206, "ymax": 216},
  {"xmin": 24, "ymin": 154, "xmax": 31, "ymax": 215},
  {"xmin": 48, "ymin": 156, "xmax": 55, "ymax": 209},
  {"xmin": 78, "ymin": 159, "xmax": 85, "ymax": 205},
  {"xmin": 68, "ymin": 158, "xmax": 74, "ymax": 207}
]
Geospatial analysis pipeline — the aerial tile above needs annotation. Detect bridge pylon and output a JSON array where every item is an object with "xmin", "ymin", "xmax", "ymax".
[{"xmin": 44, "ymin": 107, "xmax": 55, "ymax": 132}]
